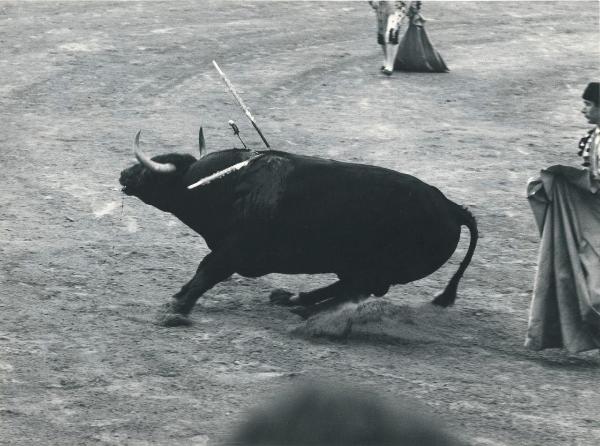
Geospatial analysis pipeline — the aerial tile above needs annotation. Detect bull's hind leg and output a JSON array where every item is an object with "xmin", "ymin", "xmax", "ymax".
[
  {"xmin": 269, "ymin": 289, "xmax": 296, "ymax": 306},
  {"xmin": 157, "ymin": 251, "xmax": 233, "ymax": 327},
  {"xmin": 288, "ymin": 276, "xmax": 390, "ymax": 319},
  {"xmin": 288, "ymin": 279, "xmax": 369, "ymax": 319},
  {"xmin": 296, "ymin": 281, "xmax": 350, "ymax": 306},
  {"xmin": 290, "ymin": 290, "xmax": 370, "ymax": 320},
  {"xmin": 270, "ymin": 280, "xmax": 347, "ymax": 307}
]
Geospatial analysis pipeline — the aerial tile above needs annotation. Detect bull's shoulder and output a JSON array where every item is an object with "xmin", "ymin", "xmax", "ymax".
[
  {"xmin": 232, "ymin": 152, "xmax": 296, "ymax": 222},
  {"xmin": 238, "ymin": 151, "xmax": 297, "ymax": 190}
]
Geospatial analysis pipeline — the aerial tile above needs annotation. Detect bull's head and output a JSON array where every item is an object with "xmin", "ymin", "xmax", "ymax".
[{"xmin": 119, "ymin": 130, "xmax": 197, "ymax": 212}]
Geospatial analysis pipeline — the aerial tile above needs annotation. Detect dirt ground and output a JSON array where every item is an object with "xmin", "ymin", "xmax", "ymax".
[{"xmin": 1, "ymin": 1, "xmax": 600, "ymax": 445}]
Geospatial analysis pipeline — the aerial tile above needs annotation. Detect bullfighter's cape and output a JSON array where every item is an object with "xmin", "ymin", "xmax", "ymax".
[
  {"xmin": 393, "ymin": 10, "xmax": 448, "ymax": 72},
  {"xmin": 526, "ymin": 165, "xmax": 600, "ymax": 353}
]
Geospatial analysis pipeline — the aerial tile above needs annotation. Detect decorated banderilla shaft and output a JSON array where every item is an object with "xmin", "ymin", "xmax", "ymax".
[{"xmin": 212, "ymin": 60, "xmax": 270, "ymax": 149}]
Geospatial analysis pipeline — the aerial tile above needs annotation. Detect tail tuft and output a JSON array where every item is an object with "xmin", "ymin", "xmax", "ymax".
[
  {"xmin": 432, "ymin": 280, "xmax": 459, "ymax": 307},
  {"xmin": 431, "ymin": 203, "xmax": 478, "ymax": 307}
]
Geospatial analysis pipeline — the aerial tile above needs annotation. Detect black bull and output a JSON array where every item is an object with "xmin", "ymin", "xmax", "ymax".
[{"xmin": 120, "ymin": 133, "xmax": 478, "ymax": 325}]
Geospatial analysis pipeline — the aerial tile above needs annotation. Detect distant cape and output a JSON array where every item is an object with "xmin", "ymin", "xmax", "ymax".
[{"xmin": 394, "ymin": 21, "xmax": 449, "ymax": 73}]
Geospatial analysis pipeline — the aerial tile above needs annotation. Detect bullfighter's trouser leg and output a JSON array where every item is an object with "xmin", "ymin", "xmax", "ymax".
[
  {"xmin": 384, "ymin": 11, "xmax": 406, "ymax": 73},
  {"xmin": 375, "ymin": 6, "xmax": 387, "ymax": 68},
  {"xmin": 380, "ymin": 44, "xmax": 387, "ymax": 69}
]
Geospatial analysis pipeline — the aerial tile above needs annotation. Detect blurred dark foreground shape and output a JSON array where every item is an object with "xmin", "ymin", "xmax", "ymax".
[
  {"xmin": 394, "ymin": 10, "xmax": 449, "ymax": 73},
  {"xmin": 225, "ymin": 382, "xmax": 467, "ymax": 446}
]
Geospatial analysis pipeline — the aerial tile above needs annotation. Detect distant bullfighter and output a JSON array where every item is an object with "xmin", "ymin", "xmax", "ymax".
[{"xmin": 119, "ymin": 130, "xmax": 478, "ymax": 326}]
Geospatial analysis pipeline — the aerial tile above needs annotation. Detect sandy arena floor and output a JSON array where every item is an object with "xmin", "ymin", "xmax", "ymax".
[{"xmin": 1, "ymin": 1, "xmax": 600, "ymax": 445}]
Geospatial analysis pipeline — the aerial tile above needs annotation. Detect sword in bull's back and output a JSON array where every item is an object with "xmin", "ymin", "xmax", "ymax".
[{"xmin": 212, "ymin": 60, "xmax": 271, "ymax": 149}]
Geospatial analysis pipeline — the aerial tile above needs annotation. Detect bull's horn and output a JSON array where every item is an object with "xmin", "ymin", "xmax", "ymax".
[
  {"xmin": 133, "ymin": 130, "xmax": 176, "ymax": 174},
  {"xmin": 198, "ymin": 127, "xmax": 206, "ymax": 157}
]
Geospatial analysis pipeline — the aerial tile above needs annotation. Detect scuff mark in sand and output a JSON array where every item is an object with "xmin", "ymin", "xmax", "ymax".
[{"xmin": 93, "ymin": 201, "xmax": 119, "ymax": 217}]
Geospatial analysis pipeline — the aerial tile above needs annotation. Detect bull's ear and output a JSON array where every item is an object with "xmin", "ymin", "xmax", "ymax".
[{"xmin": 198, "ymin": 127, "xmax": 206, "ymax": 157}]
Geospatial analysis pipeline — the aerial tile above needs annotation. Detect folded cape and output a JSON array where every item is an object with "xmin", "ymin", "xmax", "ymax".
[
  {"xmin": 526, "ymin": 165, "xmax": 600, "ymax": 353},
  {"xmin": 394, "ymin": 20, "xmax": 449, "ymax": 73}
]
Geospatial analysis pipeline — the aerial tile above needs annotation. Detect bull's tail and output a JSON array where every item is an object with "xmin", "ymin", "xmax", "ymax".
[{"xmin": 432, "ymin": 203, "xmax": 478, "ymax": 307}]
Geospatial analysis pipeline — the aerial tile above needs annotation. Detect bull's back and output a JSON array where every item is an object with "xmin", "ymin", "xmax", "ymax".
[{"xmin": 268, "ymin": 155, "xmax": 461, "ymax": 280}]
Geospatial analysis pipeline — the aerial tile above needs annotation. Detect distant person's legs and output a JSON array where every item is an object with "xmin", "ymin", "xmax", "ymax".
[
  {"xmin": 378, "ymin": 33, "xmax": 387, "ymax": 71},
  {"xmin": 383, "ymin": 11, "xmax": 407, "ymax": 75},
  {"xmin": 374, "ymin": 5, "xmax": 388, "ymax": 71}
]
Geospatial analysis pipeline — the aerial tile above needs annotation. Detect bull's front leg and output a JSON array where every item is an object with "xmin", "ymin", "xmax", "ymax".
[{"xmin": 156, "ymin": 251, "xmax": 233, "ymax": 327}]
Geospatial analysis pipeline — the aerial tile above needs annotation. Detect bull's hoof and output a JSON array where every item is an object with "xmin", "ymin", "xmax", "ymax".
[
  {"xmin": 269, "ymin": 289, "xmax": 296, "ymax": 306},
  {"xmin": 290, "ymin": 306, "xmax": 315, "ymax": 320},
  {"xmin": 155, "ymin": 302, "xmax": 192, "ymax": 327},
  {"xmin": 156, "ymin": 313, "xmax": 193, "ymax": 327},
  {"xmin": 431, "ymin": 291, "xmax": 455, "ymax": 308}
]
